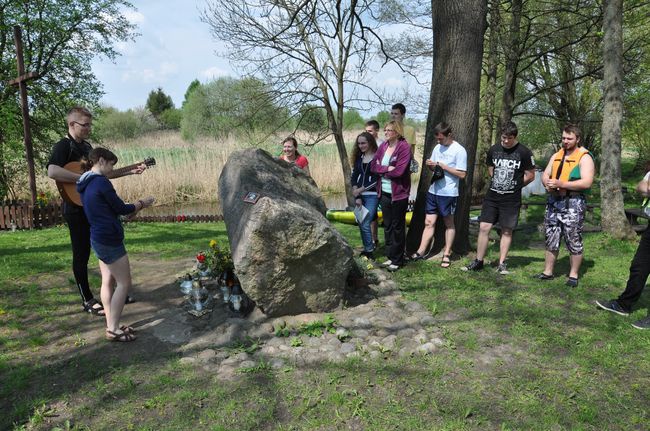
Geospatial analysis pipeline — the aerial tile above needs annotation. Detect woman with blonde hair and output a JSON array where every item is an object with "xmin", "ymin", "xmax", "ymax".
[{"xmin": 371, "ymin": 120, "xmax": 412, "ymax": 271}]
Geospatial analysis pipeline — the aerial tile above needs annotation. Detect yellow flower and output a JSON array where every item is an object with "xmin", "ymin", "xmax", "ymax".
[{"xmin": 209, "ymin": 240, "xmax": 217, "ymax": 249}]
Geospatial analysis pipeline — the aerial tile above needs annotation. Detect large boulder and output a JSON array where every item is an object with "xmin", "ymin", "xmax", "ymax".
[{"xmin": 218, "ymin": 149, "xmax": 353, "ymax": 317}]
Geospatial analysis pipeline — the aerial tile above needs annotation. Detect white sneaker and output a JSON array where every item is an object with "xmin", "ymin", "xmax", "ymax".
[
  {"xmin": 386, "ymin": 264, "xmax": 400, "ymax": 272},
  {"xmin": 380, "ymin": 259, "xmax": 392, "ymax": 268}
]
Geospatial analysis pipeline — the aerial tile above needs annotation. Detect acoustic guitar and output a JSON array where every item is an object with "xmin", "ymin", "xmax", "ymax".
[{"xmin": 55, "ymin": 157, "xmax": 156, "ymax": 206}]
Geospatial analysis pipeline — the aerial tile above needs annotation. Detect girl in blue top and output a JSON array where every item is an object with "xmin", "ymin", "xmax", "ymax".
[{"xmin": 77, "ymin": 148, "xmax": 154, "ymax": 342}]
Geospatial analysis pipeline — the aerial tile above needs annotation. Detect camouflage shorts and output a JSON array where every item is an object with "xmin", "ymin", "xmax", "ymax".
[{"xmin": 544, "ymin": 195, "xmax": 586, "ymax": 255}]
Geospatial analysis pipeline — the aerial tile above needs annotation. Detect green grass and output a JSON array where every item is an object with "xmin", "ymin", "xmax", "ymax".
[{"xmin": 1, "ymin": 219, "xmax": 649, "ymax": 430}]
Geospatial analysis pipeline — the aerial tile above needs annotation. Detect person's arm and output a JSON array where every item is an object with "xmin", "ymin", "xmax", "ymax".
[
  {"xmin": 521, "ymin": 149, "xmax": 536, "ymax": 186},
  {"xmin": 425, "ymin": 146, "xmax": 438, "ymax": 171},
  {"xmin": 541, "ymin": 160, "xmax": 553, "ymax": 191},
  {"xmin": 636, "ymin": 174, "xmax": 650, "ymax": 197},
  {"xmin": 47, "ymin": 164, "xmax": 81, "ymax": 183},
  {"xmin": 98, "ymin": 178, "xmax": 137, "ymax": 215},
  {"xmin": 436, "ymin": 162, "xmax": 467, "ymax": 180},
  {"xmin": 444, "ymin": 146, "xmax": 468, "ymax": 180},
  {"xmin": 370, "ymin": 147, "xmax": 390, "ymax": 175},
  {"xmin": 523, "ymin": 169, "xmax": 535, "ymax": 186},
  {"xmin": 384, "ymin": 142, "xmax": 411, "ymax": 178},
  {"xmin": 350, "ymin": 158, "xmax": 362, "ymax": 191},
  {"xmin": 485, "ymin": 147, "xmax": 495, "ymax": 180},
  {"xmin": 128, "ymin": 163, "xmax": 147, "ymax": 176}
]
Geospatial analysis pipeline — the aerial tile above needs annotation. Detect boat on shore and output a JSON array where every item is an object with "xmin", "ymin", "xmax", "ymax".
[{"xmin": 326, "ymin": 209, "xmax": 413, "ymax": 226}]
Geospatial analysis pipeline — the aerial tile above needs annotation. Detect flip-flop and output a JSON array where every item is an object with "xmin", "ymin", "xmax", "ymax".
[{"xmin": 440, "ymin": 255, "xmax": 451, "ymax": 268}]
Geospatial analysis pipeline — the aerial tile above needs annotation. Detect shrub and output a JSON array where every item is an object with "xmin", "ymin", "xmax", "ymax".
[
  {"xmin": 95, "ymin": 107, "xmax": 158, "ymax": 140},
  {"xmin": 159, "ymin": 108, "xmax": 182, "ymax": 130},
  {"xmin": 343, "ymin": 109, "xmax": 365, "ymax": 130}
]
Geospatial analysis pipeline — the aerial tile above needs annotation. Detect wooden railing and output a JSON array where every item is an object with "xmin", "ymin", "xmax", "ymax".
[{"xmin": 0, "ymin": 199, "xmax": 224, "ymax": 230}]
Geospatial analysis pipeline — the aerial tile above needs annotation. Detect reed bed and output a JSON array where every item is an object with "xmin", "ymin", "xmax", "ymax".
[{"xmin": 36, "ymin": 130, "xmax": 422, "ymax": 206}]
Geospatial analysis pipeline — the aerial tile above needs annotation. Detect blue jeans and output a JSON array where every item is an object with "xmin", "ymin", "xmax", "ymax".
[{"xmin": 358, "ymin": 194, "xmax": 379, "ymax": 252}]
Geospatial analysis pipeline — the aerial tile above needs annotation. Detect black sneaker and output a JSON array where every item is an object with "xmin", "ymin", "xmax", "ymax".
[
  {"xmin": 360, "ymin": 251, "xmax": 375, "ymax": 260},
  {"xmin": 595, "ymin": 299, "xmax": 630, "ymax": 316},
  {"xmin": 631, "ymin": 316, "xmax": 650, "ymax": 330},
  {"xmin": 566, "ymin": 277, "xmax": 579, "ymax": 287},
  {"xmin": 534, "ymin": 272, "xmax": 554, "ymax": 280},
  {"xmin": 462, "ymin": 259, "xmax": 484, "ymax": 272}
]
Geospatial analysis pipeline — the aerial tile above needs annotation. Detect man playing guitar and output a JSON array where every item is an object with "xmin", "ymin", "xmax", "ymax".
[{"xmin": 47, "ymin": 106, "xmax": 147, "ymax": 316}]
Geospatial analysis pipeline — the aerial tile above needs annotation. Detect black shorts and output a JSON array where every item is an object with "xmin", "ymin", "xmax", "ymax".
[{"xmin": 479, "ymin": 197, "xmax": 521, "ymax": 230}]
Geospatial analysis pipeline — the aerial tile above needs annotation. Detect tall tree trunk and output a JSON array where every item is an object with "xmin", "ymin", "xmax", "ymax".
[
  {"xmin": 497, "ymin": 0, "xmax": 522, "ymax": 131},
  {"xmin": 406, "ymin": 0, "xmax": 488, "ymax": 254},
  {"xmin": 475, "ymin": 0, "xmax": 501, "ymax": 201},
  {"xmin": 600, "ymin": 0, "xmax": 635, "ymax": 238}
]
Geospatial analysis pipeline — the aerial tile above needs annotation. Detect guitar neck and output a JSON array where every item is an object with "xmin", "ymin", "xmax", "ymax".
[{"xmin": 107, "ymin": 162, "xmax": 141, "ymax": 179}]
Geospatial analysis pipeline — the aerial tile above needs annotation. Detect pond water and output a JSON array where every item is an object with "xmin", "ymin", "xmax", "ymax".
[{"xmin": 146, "ymin": 194, "xmax": 351, "ymax": 217}]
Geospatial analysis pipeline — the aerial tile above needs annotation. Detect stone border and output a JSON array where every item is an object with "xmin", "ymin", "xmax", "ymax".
[{"xmin": 173, "ymin": 270, "xmax": 444, "ymax": 381}]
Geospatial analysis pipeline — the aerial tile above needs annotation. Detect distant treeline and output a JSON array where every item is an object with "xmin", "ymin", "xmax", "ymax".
[{"xmin": 94, "ymin": 77, "xmax": 424, "ymax": 142}]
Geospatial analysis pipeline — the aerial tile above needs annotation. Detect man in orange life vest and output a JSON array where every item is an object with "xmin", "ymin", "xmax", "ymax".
[{"xmin": 537, "ymin": 124, "xmax": 595, "ymax": 287}]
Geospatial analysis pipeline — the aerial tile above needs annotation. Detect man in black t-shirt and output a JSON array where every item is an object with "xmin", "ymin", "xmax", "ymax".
[
  {"xmin": 464, "ymin": 121, "xmax": 535, "ymax": 274},
  {"xmin": 47, "ymin": 107, "xmax": 141, "ymax": 315}
]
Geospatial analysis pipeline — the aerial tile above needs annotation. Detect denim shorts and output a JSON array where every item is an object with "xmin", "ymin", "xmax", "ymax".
[{"xmin": 91, "ymin": 240, "xmax": 127, "ymax": 264}]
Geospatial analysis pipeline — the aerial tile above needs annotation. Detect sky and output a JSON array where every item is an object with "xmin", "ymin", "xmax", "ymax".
[
  {"xmin": 91, "ymin": 0, "xmax": 234, "ymax": 110},
  {"xmin": 91, "ymin": 0, "xmax": 429, "ymax": 117}
]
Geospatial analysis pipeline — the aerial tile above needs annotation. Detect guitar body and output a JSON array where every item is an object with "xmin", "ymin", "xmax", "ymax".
[
  {"xmin": 56, "ymin": 161, "xmax": 85, "ymax": 206},
  {"xmin": 55, "ymin": 157, "xmax": 156, "ymax": 206}
]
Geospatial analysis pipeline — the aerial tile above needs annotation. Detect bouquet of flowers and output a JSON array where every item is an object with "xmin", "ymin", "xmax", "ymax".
[
  {"xmin": 195, "ymin": 239, "xmax": 233, "ymax": 278},
  {"xmin": 36, "ymin": 192, "xmax": 49, "ymax": 208}
]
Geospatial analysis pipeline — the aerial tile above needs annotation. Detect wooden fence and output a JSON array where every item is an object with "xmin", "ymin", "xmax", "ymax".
[
  {"xmin": 0, "ymin": 199, "xmax": 224, "ymax": 231},
  {"xmin": 0, "ymin": 200, "xmax": 65, "ymax": 230}
]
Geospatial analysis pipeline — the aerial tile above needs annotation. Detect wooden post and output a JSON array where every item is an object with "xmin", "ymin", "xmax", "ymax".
[{"xmin": 8, "ymin": 26, "xmax": 40, "ymax": 206}]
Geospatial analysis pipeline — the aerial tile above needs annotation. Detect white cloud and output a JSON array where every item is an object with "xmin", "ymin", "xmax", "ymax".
[
  {"xmin": 200, "ymin": 66, "xmax": 229, "ymax": 80},
  {"xmin": 119, "ymin": 62, "xmax": 179, "ymax": 84}
]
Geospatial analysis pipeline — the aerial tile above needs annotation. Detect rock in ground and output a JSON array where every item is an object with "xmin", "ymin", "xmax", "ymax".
[{"xmin": 218, "ymin": 149, "xmax": 353, "ymax": 317}]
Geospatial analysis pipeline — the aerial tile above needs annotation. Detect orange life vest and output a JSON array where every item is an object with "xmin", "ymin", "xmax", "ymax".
[{"xmin": 550, "ymin": 146, "xmax": 591, "ymax": 193}]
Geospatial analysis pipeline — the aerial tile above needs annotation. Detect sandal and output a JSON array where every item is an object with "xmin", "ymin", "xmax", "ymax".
[
  {"xmin": 106, "ymin": 325, "xmax": 135, "ymax": 334},
  {"xmin": 83, "ymin": 298, "xmax": 105, "ymax": 316},
  {"xmin": 408, "ymin": 252, "xmax": 425, "ymax": 262},
  {"xmin": 120, "ymin": 325, "xmax": 136, "ymax": 334},
  {"xmin": 440, "ymin": 255, "xmax": 451, "ymax": 268},
  {"xmin": 106, "ymin": 329, "xmax": 136, "ymax": 342}
]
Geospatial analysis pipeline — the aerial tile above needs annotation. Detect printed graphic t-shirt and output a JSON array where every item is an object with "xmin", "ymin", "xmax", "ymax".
[{"xmin": 486, "ymin": 142, "xmax": 535, "ymax": 202}]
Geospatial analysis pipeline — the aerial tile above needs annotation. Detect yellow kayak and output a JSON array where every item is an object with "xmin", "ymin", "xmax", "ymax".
[{"xmin": 326, "ymin": 209, "xmax": 413, "ymax": 226}]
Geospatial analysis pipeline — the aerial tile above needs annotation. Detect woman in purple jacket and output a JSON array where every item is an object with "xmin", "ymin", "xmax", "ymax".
[
  {"xmin": 371, "ymin": 120, "xmax": 412, "ymax": 271},
  {"xmin": 77, "ymin": 148, "xmax": 154, "ymax": 342}
]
